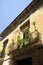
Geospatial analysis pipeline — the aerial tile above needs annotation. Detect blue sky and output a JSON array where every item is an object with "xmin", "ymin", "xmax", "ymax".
[{"xmin": 0, "ymin": 0, "xmax": 32, "ymax": 33}]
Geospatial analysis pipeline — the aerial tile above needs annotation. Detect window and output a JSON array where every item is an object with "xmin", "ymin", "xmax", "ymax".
[
  {"xmin": 20, "ymin": 19, "xmax": 30, "ymax": 31},
  {"xmin": 20, "ymin": 19, "xmax": 30, "ymax": 39},
  {"xmin": 3, "ymin": 39, "xmax": 9, "ymax": 48},
  {"xmin": 23, "ymin": 28, "xmax": 29, "ymax": 39},
  {"xmin": 1, "ymin": 39, "xmax": 9, "ymax": 56}
]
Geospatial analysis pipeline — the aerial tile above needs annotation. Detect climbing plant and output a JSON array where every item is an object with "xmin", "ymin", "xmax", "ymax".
[
  {"xmin": 32, "ymin": 22, "xmax": 36, "ymax": 31},
  {"xmin": 17, "ymin": 28, "xmax": 32, "ymax": 49}
]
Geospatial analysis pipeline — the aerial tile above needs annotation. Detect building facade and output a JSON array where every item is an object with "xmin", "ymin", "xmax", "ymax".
[{"xmin": 0, "ymin": 0, "xmax": 43, "ymax": 65}]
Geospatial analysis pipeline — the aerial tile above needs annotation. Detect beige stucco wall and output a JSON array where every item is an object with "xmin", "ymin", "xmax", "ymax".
[
  {"xmin": 29, "ymin": 6, "xmax": 43, "ymax": 43},
  {"xmin": 0, "ymin": 26, "xmax": 23, "ymax": 55},
  {"xmin": 0, "ymin": 6, "xmax": 43, "ymax": 58},
  {"xmin": 0, "ymin": 41, "xmax": 3, "ymax": 52}
]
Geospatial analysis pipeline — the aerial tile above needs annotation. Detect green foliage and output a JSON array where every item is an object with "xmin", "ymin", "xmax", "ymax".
[
  {"xmin": 23, "ymin": 38, "xmax": 29, "ymax": 45},
  {"xmin": 8, "ymin": 39, "xmax": 15, "ymax": 50},
  {"xmin": 11, "ymin": 39, "xmax": 15, "ymax": 46},
  {"xmin": 32, "ymin": 21, "xmax": 36, "ymax": 26},
  {"xmin": 32, "ymin": 22, "xmax": 36, "ymax": 30},
  {"xmin": 17, "ymin": 36, "xmax": 21, "ymax": 41},
  {"xmin": 17, "ymin": 28, "xmax": 32, "ymax": 49},
  {"xmin": 0, "ymin": 49, "xmax": 5, "ymax": 56},
  {"xmin": 32, "ymin": 21, "xmax": 41, "ymax": 39},
  {"xmin": 17, "ymin": 38, "xmax": 29, "ymax": 49},
  {"xmin": 17, "ymin": 36, "xmax": 23, "ymax": 49},
  {"xmin": 17, "ymin": 28, "xmax": 33, "ymax": 49},
  {"xmin": 25, "ymin": 28, "xmax": 31, "ymax": 39}
]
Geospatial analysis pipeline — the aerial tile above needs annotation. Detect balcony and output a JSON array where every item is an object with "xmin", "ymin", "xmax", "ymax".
[
  {"xmin": 8, "ymin": 30, "xmax": 42, "ymax": 56},
  {"xmin": 18, "ymin": 30, "xmax": 42, "ymax": 48}
]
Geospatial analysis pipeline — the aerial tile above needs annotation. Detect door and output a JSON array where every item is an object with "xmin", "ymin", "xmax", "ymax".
[{"xmin": 17, "ymin": 57, "xmax": 32, "ymax": 65}]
